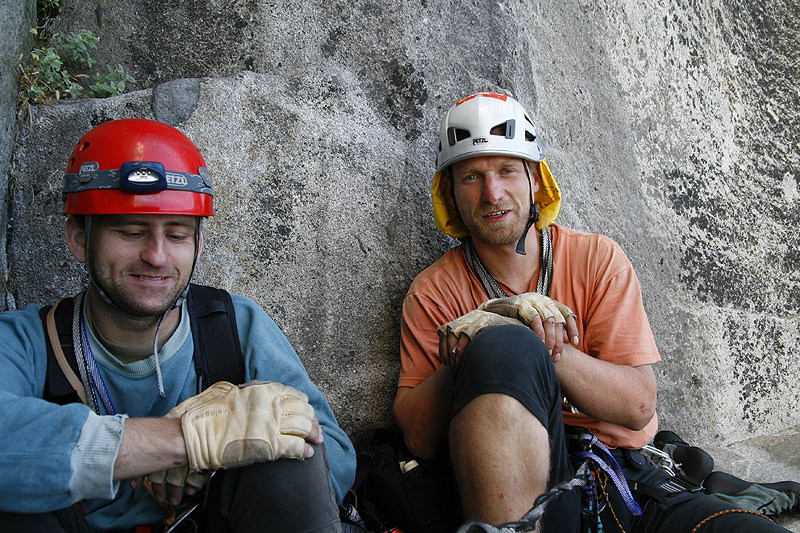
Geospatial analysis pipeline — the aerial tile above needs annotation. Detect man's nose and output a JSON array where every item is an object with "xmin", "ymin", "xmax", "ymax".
[
  {"xmin": 140, "ymin": 235, "xmax": 167, "ymax": 266},
  {"xmin": 481, "ymin": 174, "xmax": 505, "ymax": 204}
]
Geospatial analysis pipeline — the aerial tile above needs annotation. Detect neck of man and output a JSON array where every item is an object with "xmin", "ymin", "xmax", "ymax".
[
  {"xmin": 472, "ymin": 226, "xmax": 543, "ymax": 295},
  {"xmin": 86, "ymin": 287, "xmax": 181, "ymax": 364}
]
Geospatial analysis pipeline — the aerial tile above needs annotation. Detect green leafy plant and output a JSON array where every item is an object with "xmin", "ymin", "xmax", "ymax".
[
  {"xmin": 89, "ymin": 65, "xmax": 134, "ymax": 98},
  {"xmin": 19, "ymin": 45, "xmax": 84, "ymax": 103},
  {"xmin": 18, "ymin": 0, "xmax": 134, "ymax": 109},
  {"xmin": 59, "ymin": 30, "xmax": 99, "ymax": 69}
]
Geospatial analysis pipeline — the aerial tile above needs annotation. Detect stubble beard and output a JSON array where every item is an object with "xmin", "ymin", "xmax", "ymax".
[
  {"xmin": 467, "ymin": 204, "xmax": 531, "ymax": 247},
  {"xmin": 88, "ymin": 260, "xmax": 188, "ymax": 323}
]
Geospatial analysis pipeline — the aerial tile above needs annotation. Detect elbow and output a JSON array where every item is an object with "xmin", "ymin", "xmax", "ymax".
[
  {"xmin": 627, "ymin": 393, "xmax": 657, "ymax": 431},
  {"xmin": 624, "ymin": 365, "xmax": 657, "ymax": 431}
]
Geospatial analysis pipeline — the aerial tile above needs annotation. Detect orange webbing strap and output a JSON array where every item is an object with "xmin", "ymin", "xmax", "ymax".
[
  {"xmin": 46, "ymin": 299, "xmax": 88, "ymax": 405},
  {"xmin": 141, "ymin": 477, "xmax": 177, "ymax": 525}
]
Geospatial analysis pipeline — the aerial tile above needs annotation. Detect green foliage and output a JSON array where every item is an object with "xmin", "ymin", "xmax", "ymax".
[
  {"xmin": 37, "ymin": 0, "xmax": 62, "ymax": 22},
  {"xmin": 19, "ymin": 45, "xmax": 84, "ymax": 103},
  {"xmin": 39, "ymin": 0, "xmax": 62, "ymax": 11},
  {"xmin": 89, "ymin": 65, "xmax": 135, "ymax": 98},
  {"xmin": 18, "ymin": 1, "xmax": 133, "ymax": 107},
  {"xmin": 59, "ymin": 30, "xmax": 99, "ymax": 69}
]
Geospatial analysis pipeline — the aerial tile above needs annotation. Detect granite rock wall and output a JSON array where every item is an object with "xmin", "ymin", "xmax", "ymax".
[{"xmin": 4, "ymin": 0, "xmax": 799, "ymax": 446}]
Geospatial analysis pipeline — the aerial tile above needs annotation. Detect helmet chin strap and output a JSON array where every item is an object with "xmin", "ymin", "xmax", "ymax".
[{"xmin": 515, "ymin": 163, "xmax": 540, "ymax": 255}]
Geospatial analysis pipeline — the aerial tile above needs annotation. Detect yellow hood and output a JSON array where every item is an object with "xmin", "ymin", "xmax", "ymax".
[{"xmin": 431, "ymin": 159, "xmax": 561, "ymax": 239}]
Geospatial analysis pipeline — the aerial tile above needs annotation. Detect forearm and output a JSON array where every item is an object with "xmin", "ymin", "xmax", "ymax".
[
  {"xmin": 113, "ymin": 417, "xmax": 187, "ymax": 481},
  {"xmin": 555, "ymin": 345, "xmax": 656, "ymax": 430},
  {"xmin": 393, "ymin": 365, "xmax": 454, "ymax": 460}
]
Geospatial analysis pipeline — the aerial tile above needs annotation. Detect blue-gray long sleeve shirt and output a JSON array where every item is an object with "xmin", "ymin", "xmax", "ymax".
[{"xmin": 0, "ymin": 292, "xmax": 356, "ymax": 530}]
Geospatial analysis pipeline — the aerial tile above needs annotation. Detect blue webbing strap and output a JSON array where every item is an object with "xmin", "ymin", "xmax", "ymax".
[{"xmin": 570, "ymin": 432, "xmax": 642, "ymax": 517}]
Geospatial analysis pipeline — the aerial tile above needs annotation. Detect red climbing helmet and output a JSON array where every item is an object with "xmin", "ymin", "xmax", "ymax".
[{"xmin": 63, "ymin": 118, "xmax": 213, "ymax": 216}]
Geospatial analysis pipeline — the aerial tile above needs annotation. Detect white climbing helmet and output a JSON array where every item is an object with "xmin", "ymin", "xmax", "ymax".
[
  {"xmin": 431, "ymin": 92, "xmax": 561, "ymax": 239},
  {"xmin": 435, "ymin": 91, "xmax": 544, "ymax": 171}
]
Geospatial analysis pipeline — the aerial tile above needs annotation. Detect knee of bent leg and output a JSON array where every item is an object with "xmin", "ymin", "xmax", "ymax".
[
  {"xmin": 453, "ymin": 324, "xmax": 556, "ymax": 400},
  {"xmin": 451, "ymin": 324, "xmax": 560, "ymax": 422},
  {"xmin": 457, "ymin": 324, "xmax": 552, "ymax": 377}
]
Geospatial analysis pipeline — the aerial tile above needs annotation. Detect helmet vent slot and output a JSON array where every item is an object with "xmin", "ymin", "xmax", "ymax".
[
  {"xmin": 78, "ymin": 141, "xmax": 90, "ymax": 151},
  {"xmin": 447, "ymin": 127, "xmax": 471, "ymax": 146},
  {"xmin": 525, "ymin": 130, "xmax": 536, "ymax": 142},
  {"xmin": 490, "ymin": 120, "xmax": 516, "ymax": 139}
]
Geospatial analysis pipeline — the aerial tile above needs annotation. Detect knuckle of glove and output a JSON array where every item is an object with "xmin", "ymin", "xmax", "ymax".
[
  {"xmin": 172, "ymin": 381, "xmax": 235, "ymax": 417},
  {"xmin": 556, "ymin": 302, "xmax": 577, "ymax": 319},
  {"xmin": 277, "ymin": 434, "xmax": 307, "ymax": 460},
  {"xmin": 278, "ymin": 398, "xmax": 315, "ymax": 437},
  {"xmin": 147, "ymin": 470, "xmax": 168, "ymax": 485},
  {"xmin": 443, "ymin": 309, "xmax": 526, "ymax": 339},
  {"xmin": 185, "ymin": 471, "xmax": 208, "ymax": 490},
  {"xmin": 481, "ymin": 295, "xmax": 545, "ymax": 324},
  {"xmin": 248, "ymin": 381, "xmax": 310, "ymax": 404},
  {"xmin": 165, "ymin": 465, "xmax": 189, "ymax": 487}
]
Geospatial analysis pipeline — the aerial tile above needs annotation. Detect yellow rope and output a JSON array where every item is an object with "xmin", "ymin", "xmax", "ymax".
[{"xmin": 690, "ymin": 508, "xmax": 775, "ymax": 533}]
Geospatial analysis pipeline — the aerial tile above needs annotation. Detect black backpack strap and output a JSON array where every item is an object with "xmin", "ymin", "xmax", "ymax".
[
  {"xmin": 41, "ymin": 286, "xmax": 245, "ymax": 403},
  {"xmin": 187, "ymin": 284, "xmax": 245, "ymax": 391},
  {"xmin": 40, "ymin": 297, "xmax": 84, "ymax": 405}
]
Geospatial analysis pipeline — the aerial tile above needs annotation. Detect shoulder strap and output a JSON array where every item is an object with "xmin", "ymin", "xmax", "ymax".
[
  {"xmin": 40, "ymin": 298, "xmax": 86, "ymax": 405},
  {"xmin": 187, "ymin": 284, "xmax": 245, "ymax": 391},
  {"xmin": 41, "ymin": 285, "xmax": 246, "ymax": 403}
]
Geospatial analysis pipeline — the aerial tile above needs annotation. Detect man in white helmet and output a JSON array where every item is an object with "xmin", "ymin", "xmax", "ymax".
[{"xmin": 393, "ymin": 92, "xmax": 789, "ymax": 532}]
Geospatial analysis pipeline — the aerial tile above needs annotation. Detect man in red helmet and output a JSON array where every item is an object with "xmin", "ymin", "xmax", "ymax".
[
  {"xmin": 0, "ymin": 119, "xmax": 355, "ymax": 532},
  {"xmin": 393, "ymin": 93, "xmax": 789, "ymax": 532}
]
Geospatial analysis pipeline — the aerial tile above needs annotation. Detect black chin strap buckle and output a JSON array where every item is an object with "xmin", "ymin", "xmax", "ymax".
[{"xmin": 515, "ymin": 204, "xmax": 540, "ymax": 255}]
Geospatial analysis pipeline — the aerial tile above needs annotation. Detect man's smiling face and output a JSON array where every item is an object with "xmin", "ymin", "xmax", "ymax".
[
  {"xmin": 450, "ymin": 155, "xmax": 538, "ymax": 247},
  {"xmin": 84, "ymin": 214, "xmax": 199, "ymax": 319}
]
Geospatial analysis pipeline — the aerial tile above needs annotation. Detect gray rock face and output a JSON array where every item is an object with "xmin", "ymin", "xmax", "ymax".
[
  {"xmin": 5, "ymin": 0, "xmax": 799, "ymax": 449},
  {"xmin": 0, "ymin": 0, "xmax": 36, "ymax": 309}
]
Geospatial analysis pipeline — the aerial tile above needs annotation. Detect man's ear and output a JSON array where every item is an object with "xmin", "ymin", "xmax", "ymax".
[
  {"xmin": 65, "ymin": 217, "xmax": 87, "ymax": 263},
  {"xmin": 529, "ymin": 161, "xmax": 542, "ymax": 194},
  {"xmin": 196, "ymin": 228, "xmax": 204, "ymax": 257}
]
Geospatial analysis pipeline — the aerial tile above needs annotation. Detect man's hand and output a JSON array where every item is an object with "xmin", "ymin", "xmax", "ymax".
[
  {"xmin": 146, "ymin": 393, "xmax": 211, "ymax": 507},
  {"xmin": 437, "ymin": 309, "xmax": 526, "ymax": 366},
  {"xmin": 478, "ymin": 293, "xmax": 579, "ymax": 361},
  {"xmin": 179, "ymin": 380, "xmax": 316, "ymax": 470},
  {"xmin": 146, "ymin": 461, "xmax": 209, "ymax": 507},
  {"xmin": 143, "ymin": 381, "xmax": 318, "ymax": 506}
]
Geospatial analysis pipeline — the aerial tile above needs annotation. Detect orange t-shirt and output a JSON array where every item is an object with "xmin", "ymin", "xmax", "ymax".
[{"xmin": 398, "ymin": 224, "xmax": 661, "ymax": 449}]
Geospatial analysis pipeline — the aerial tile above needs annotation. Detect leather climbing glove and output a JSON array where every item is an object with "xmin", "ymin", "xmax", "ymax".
[
  {"xmin": 438, "ymin": 309, "xmax": 526, "ymax": 341},
  {"xmin": 171, "ymin": 380, "xmax": 315, "ymax": 472},
  {"xmin": 478, "ymin": 292, "xmax": 576, "ymax": 326},
  {"xmin": 147, "ymin": 458, "xmax": 207, "ymax": 490}
]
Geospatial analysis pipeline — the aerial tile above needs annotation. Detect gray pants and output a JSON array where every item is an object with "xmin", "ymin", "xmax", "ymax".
[{"xmin": 0, "ymin": 443, "xmax": 340, "ymax": 533}]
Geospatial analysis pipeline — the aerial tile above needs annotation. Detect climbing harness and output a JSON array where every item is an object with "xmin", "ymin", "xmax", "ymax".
[{"xmin": 455, "ymin": 431, "xmax": 644, "ymax": 533}]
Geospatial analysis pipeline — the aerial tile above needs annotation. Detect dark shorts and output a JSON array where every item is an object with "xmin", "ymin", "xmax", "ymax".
[
  {"xmin": 0, "ymin": 442, "xmax": 340, "ymax": 533},
  {"xmin": 450, "ymin": 324, "xmax": 580, "ymax": 532},
  {"xmin": 451, "ymin": 324, "xmax": 575, "ymax": 489},
  {"xmin": 447, "ymin": 324, "xmax": 787, "ymax": 533}
]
